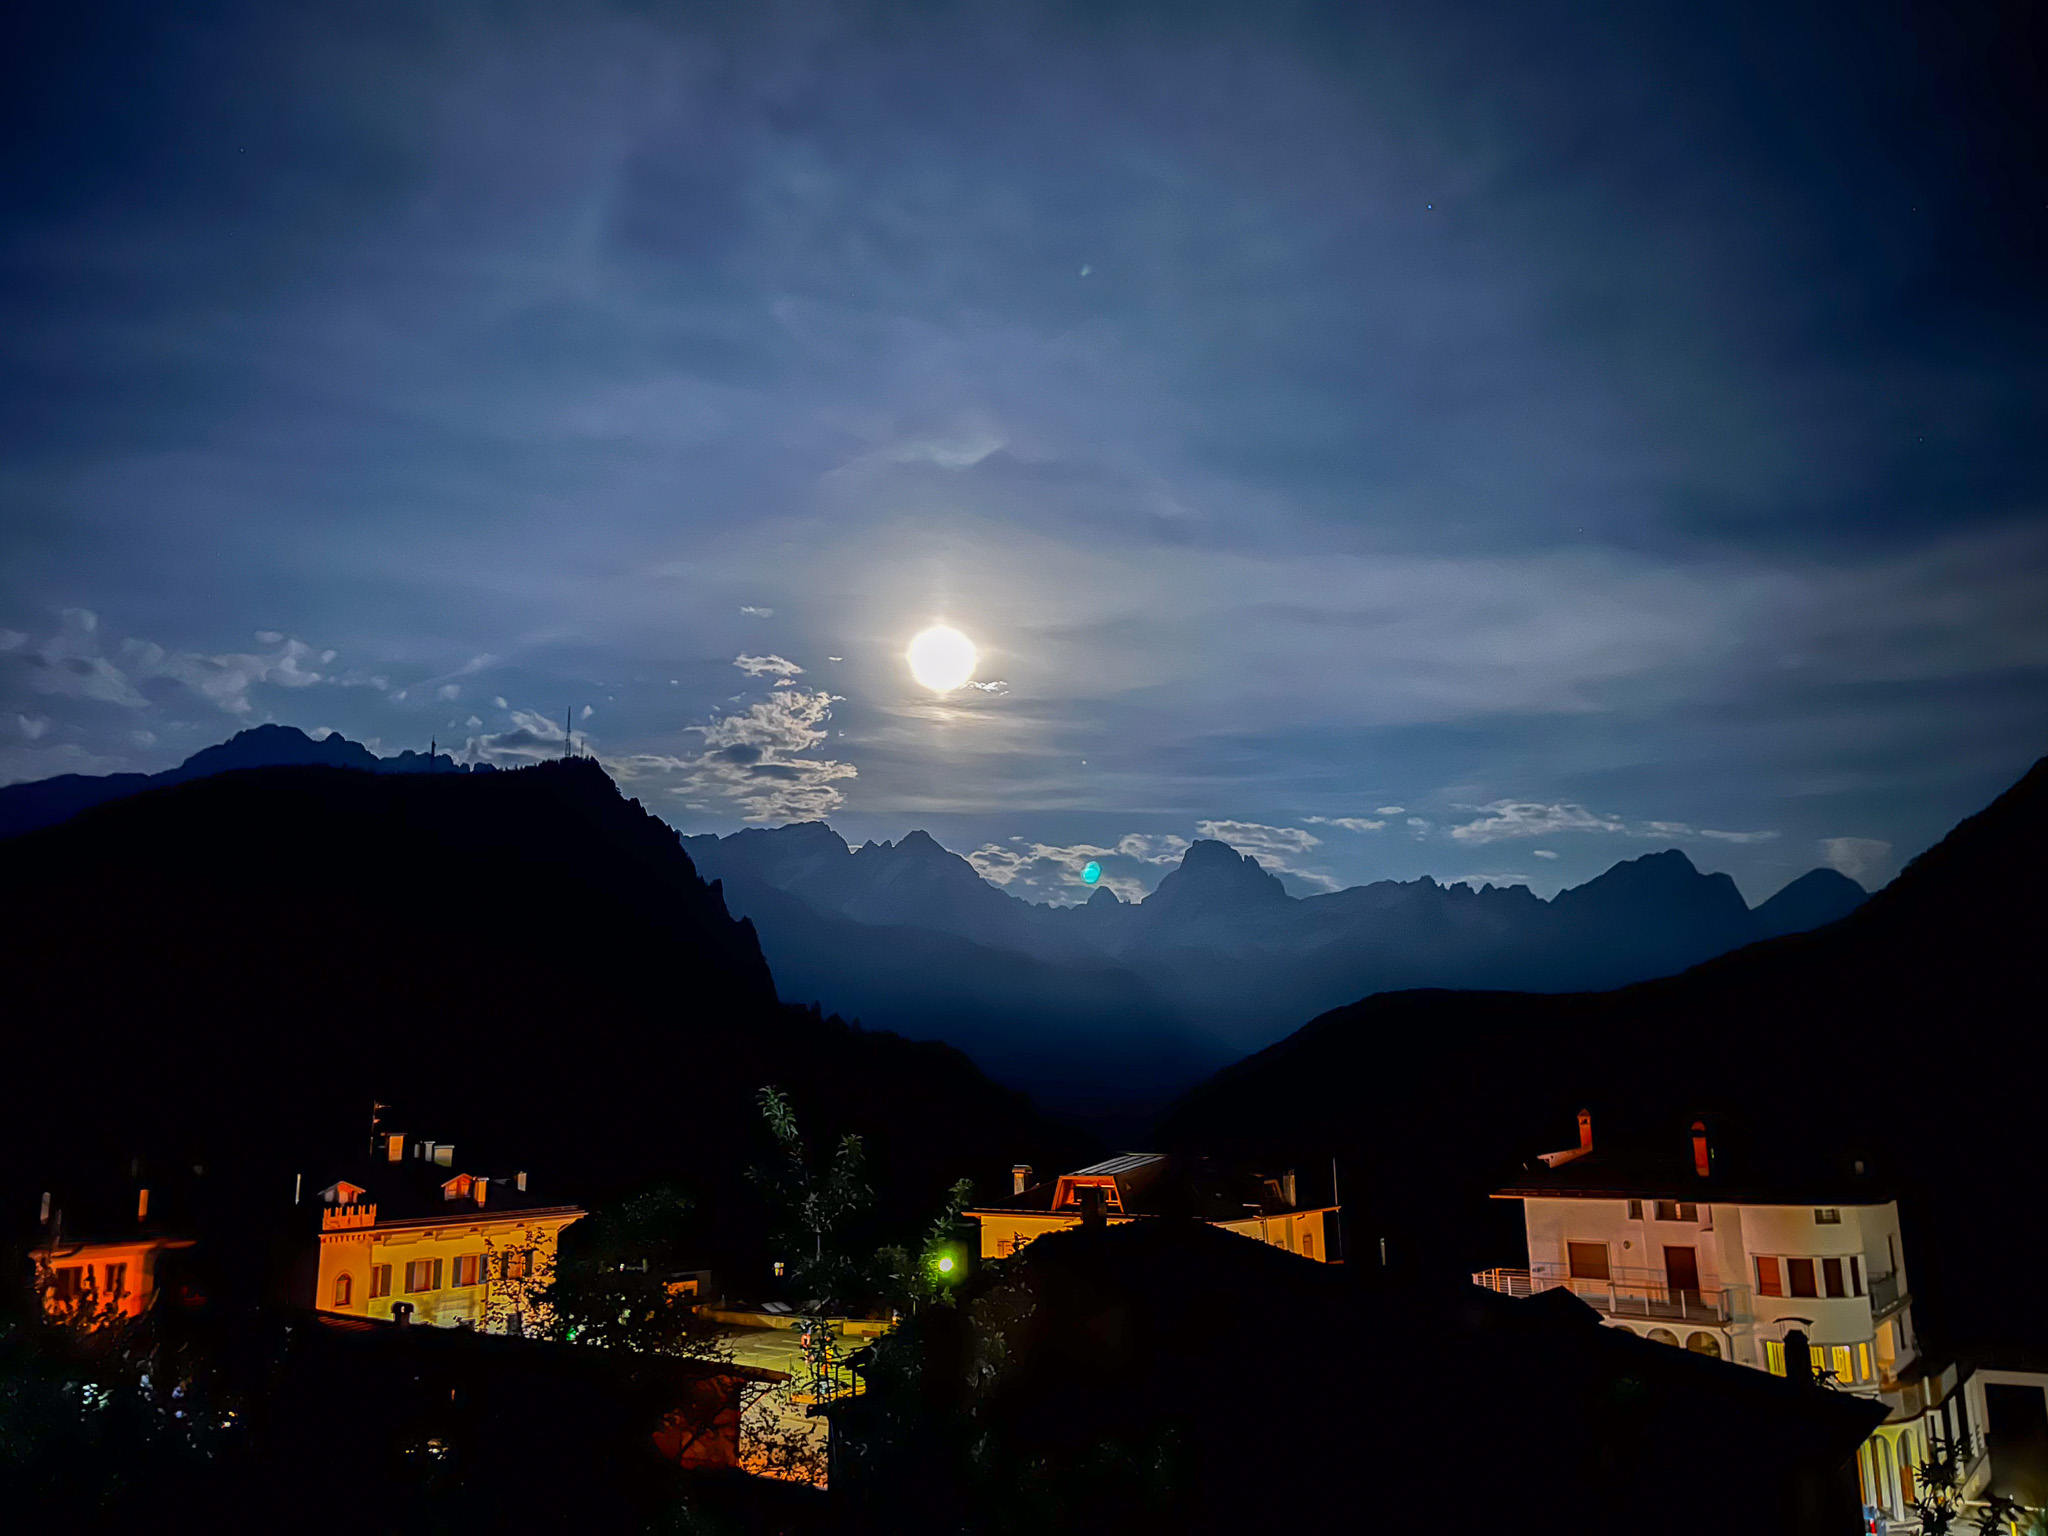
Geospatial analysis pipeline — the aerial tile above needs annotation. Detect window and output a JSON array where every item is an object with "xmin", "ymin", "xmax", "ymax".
[
  {"xmin": 333, "ymin": 1273, "xmax": 353, "ymax": 1307},
  {"xmin": 1764, "ymin": 1340, "xmax": 1787, "ymax": 1376},
  {"xmin": 452, "ymin": 1254, "xmax": 481, "ymax": 1287},
  {"xmin": 1626, "ymin": 1200, "xmax": 1643, "ymax": 1219},
  {"xmin": 1686, "ymin": 1332, "xmax": 1721, "ymax": 1359},
  {"xmin": 502, "ymin": 1249, "xmax": 532, "ymax": 1281},
  {"xmin": 1756, "ymin": 1256, "xmax": 1783, "ymax": 1297},
  {"xmin": 1303, "ymin": 1230, "xmax": 1315, "ymax": 1260},
  {"xmin": 51, "ymin": 1266, "xmax": 85, "ymax": 1304},
  {"xmin": 1823, "ymin": 1257, "xmax": 1846, "ymax": 1298},
  {"xmin": 1653, "ymin": 1201, "xmax": 1698, "ymax": 1223},
  {"xmin": 1567, "ymin": 1242, "xmax": 1610, "ymax": 1281},
  {"xmin": 1832, "ymin": 1346, "xmax": 1854, "ymax": 1383},
  {"xmin": 369, "ymin": 1264, "xmax": 392, "ymax": 1299},
  {"xmin": 404, "ymin": 1259, "xmax": 442, "ymax": 1294},
  {"xmin": 1815, "ymin": 1208, "xmax": 1841, "ymax": 1225},
  {"xmin": 1851, "ymin": 1256, "xmax": 1863, "ymax": 1296},
  {"xmin": 1858, "ymin": 1342, "xmax": 1874, "ymax": 1383},
  {"xmin": 1787, "ymin": 1258, "xmax": 1818, "ymax": 1298},
  {"xmin": 103, "ymin": 1262, "xmax": 127, "ymax": 1300},
  {"xmin": 1646, "ymin": 1328, "xmax": 1680, "ymax": 1347}
]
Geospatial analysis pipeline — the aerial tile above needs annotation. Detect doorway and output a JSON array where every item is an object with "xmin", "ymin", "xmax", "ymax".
[{"xmin": 1664, "ymin": 1246, "xmax": 1701, "ymax": 1300}]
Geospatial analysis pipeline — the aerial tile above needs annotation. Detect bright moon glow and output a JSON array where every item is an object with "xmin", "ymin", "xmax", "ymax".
[
  {"xmin": 907, "ymin": 625, "xmax": 978, "ymax": 693},
  {"xmin": 1081, "ymin": 861, "xmax": 1102, "ymax": 884}
]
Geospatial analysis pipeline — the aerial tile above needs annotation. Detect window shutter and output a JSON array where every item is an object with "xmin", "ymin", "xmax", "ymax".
[{"xmin": 432, "ymin": 1259, "xmax": 443, "ymax": 1291}]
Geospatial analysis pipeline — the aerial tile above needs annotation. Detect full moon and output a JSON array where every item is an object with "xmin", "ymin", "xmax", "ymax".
[{"xmin": 907, "ymin": 625, "xmax": 978, "ymax": 693}]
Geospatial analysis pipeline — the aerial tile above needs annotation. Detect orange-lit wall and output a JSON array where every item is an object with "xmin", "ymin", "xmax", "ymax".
[{"xmin": 37, "ymin": 1238, "xmax": 193, "ymax": 1319}]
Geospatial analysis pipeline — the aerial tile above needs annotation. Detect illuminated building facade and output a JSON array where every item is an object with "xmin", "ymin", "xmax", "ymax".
[
  {"xmin": 313, "ymin": 1132, "xmax": 583, "ymax": 1333},
  {"xmin": 967, "ymin": 1153, "xmax": 1337, "ymax": 1262},
  {"xmin": 1476, "ymin": 1113, "xmax": 1970, "ymax": 1525}
]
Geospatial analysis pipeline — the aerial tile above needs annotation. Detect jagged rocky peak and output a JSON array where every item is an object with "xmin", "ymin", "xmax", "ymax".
[
  {"xmin": 1147, "ymin": 839, "xmax": 1291, "ymax": 909},
  {"xmin": 1086, "ymin": 884, "xmax": 1124, "ymax": 907}
]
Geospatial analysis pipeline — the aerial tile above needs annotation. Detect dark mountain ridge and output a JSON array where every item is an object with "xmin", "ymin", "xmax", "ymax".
[
  {"xmin": 0, "ymin": 756, "xmax": 1085, "ymax": 1269},
  {"xmin": 1160, "ymin": 751, "xmax": 2048, "ymax": 1354},
  {"xmin": 0, "ymin": 721, "xmax": 483, "ymax": 839}
]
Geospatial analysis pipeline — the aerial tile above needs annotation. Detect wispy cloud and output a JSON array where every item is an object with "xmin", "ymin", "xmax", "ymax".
[
  {"xmin": 1306, "ymin": 815, "xmax": 1387, "ymax": 832},
  {"xmin": 1820, "ymin": 837, "xmax": 1891, "ymax": 885},
  {"xmin": 1450, "ymin": 802, "xmax": 1627, "ymax": 844}
]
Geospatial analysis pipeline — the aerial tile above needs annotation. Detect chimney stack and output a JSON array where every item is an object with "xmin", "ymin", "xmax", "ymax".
[
  {"xmin": 137, "ymin": 1187, "xmax": 150, "ymax": 1222},
  {"xmin": 1577, "ymin": 1108, "xmax": 1593, "ymax": 1152},
  {"xmin": 1281, "ymin": 1170, "xmax": 1298, "ymax": 1208},
  {"xmin": 473, "ymin": 1177, "xmax": 489, "ymax": 1208},
  {"xmin": 386, "ymin": 1134, "xmax": 405, "ymax": 1163},
  {"xmin": 1079, "ymin": 1185, "xmax": 1106, "ymax": 1231},
  {"xmin": 392, "ymin": 1302, "xmax": 414, "ymax": 1328},
  {"xmin": 1011, "ymin": 1164, "xmax": 1033, "ymax": 1196},
  {"xmin": 1692, "ymin": 1120, "xmax": 1712, "ymax": 1179},
  {"xmin": 39, "ymin": 1191, "xmax": 51, "ymax": 1224},
  {"xmin": 515, "ymin": 1171, "xmax": 527, "ymax": 1193}
]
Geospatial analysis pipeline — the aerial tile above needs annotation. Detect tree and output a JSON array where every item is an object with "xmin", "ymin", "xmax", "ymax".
[
  {"xmin": 530, "ymin": 1186, "xmax": 728, "ymax": 1361},
  {"xmin": 748, "ymin": 1085, "xmax": 870, "ymax": 1310},
  {"xmin": 1909, "ymin": 1431, "xmax": 1975, "ymax": 1536},
  {"xmin": 875, "ymin": 1176, "xmax": 978, "ymax": 1315}
]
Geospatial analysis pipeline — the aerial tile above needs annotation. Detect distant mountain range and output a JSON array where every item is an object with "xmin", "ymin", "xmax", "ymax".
[
  {"xmin": 0, "ymin": 725, "xmax": 1869, "ymax": 1122},
  {"xmin": 1160, "ymin": 751, "xmax": 2048, "ymax": 1354},
  {"xmin": 678, "ymin": 820, "xmax": 1867, "ymax": 1102}
]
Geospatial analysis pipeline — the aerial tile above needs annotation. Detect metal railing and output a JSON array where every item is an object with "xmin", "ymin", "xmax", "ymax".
[
  {"xmin": 1868, "ymin": 1269, "xmax": 1905, "ymax": 1316},
  {"xmin": 1473, "ymin": 1264, "xmax": 1733, "ymax": 1324}
]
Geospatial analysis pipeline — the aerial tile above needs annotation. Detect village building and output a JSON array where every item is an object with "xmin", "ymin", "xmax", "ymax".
[
  {"xmin": 1477, "ymin": 1111, "xmax": 1980, "ymax": 1526},
  {"xmin": 311, "ymin": 1131, "xmax": 584, "ymax": 1333},
  {"xmin": 31, "ymin": 1179, "xmax": 197, "ymax": 1321},
  {"xmin": 965, "ymin": 1153, "xmax": 1337, "ymax": 1262}
]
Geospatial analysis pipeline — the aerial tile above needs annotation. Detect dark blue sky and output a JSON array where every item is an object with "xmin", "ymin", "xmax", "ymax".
[{"xmin": 3, "ymin": 0, "xmax": 2043, "ymax": 902}]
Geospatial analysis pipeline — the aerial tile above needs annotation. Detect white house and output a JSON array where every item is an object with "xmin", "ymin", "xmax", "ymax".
[{"xmin": 1476, "ymin": 1112, "xmax": 1972, "ymax": 1527}]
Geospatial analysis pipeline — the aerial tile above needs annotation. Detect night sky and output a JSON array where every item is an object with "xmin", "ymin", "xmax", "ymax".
[{"xmin": 2, "ymin": 0, "xmax": 2042, "ymax": 903}]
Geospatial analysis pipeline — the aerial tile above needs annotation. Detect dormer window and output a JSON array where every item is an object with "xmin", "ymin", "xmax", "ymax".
[
  {"xmin": 441, "ymin": 1174, "xmax": 474, "ymax": 1201},
  {"xmin": 320, "ymin": 1181, "xmax": 367, "ymax": 1206}
]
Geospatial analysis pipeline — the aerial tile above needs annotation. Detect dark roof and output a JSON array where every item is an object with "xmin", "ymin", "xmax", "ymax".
[
  {"xmin": 1495, "ymin": 1141, "xmax": 1893, "ymax": 1206},
  {"xmin": 310, "ymin": 1149, "xmax": 582, "ymax": 1226},
  {"xmin": 969, "ymin": 1153, "xmax": 1317, "ymax": 1222},
  {"xmin": 828, "ymin": 1216, "xmax": 1886, "ymax": 1535}
]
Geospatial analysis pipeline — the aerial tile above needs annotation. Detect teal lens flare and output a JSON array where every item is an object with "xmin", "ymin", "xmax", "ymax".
[{"xmin": 1081, "ymin": 861, "xmax": 1101, "ymax": 884}]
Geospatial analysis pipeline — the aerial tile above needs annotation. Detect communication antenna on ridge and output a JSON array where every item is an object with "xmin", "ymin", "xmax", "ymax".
[
  {"xmin": 429, "ymin": 737, "xmax": 436, "ymax": 770},
  {"xmin": 563, "ymin": 706, "xmax": 572, "ymax": 759}
]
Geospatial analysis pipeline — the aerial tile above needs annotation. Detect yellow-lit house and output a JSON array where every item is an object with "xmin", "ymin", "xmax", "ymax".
[
  {"xmin": 313, "ymin": 1133, "xmax": 583, "ymax": 1333},
  {"xmin": 967, "ymin": 1154, "xmax": 1339, "ymax": 1263}
]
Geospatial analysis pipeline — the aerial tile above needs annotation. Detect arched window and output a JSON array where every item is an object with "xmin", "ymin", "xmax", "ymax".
[
  {"xmin": 1646, "ymin": 1328, "xmax": 1681, "ymax": 1347},
  {"xmin": 1686, "ymin": 1332, "xmax": 1721, "ymax": 1358},
  {"xmin": 1874, "ymin": 1437, "xmax": 1895, "ymax": 1516},
  {"xmin": 333, "ymin": 1272, "xmax": 353, "ymax": 1308}
]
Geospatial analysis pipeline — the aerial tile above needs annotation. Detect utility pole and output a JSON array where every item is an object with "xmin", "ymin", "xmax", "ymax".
[{"xmin": 563, "ymin": 706, "xmax": 572, "ymax": 759}]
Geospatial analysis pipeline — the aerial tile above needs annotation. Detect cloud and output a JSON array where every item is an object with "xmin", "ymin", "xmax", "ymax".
[
  {"xmin": 3, "ymin": 610, "xmax": 332, "ymax": 716},
  {"xmin": 734, "ymin": 654, "xmax": 804, "ymax": 678},
  {"xmin": 14, "ymin": 713, "xmax": 49, "ymax": 740},
  {"xmin": 1450, "ymin": 802, "xmax": 1629, "ymax": 844},
  {"xmin": 1532, "ymin": 849, "xmax": 1558, "ymax": 859},
  {"xmin": 740, "ymin": 606, "xmax": 774, "ymax": 617},
  {"xmin": 1375, "ymin": 806, "xmax": 1405, "ymax": 816},
  {"xmin": 437, "ymin": 683, "xmax": 460, "ymax": 700},
  {"xmin": 1821, "ymin": 837, "xmax": 1891, "ymax": 885},
  {"xmin": 968, "ymin": 838, "xmax": 1146, "ymax": 901},
  {"xmin": 607, "ymin": 684, "xmax": 857, "ymax": 822},
  {"xmin": 1305, "ymin": 816, "xmax": 1386, "ymax": 832},
  {"xmin": 1698, "ymin": 828, "xmax": 1779, "ymax": 844},
  {"xmin": 964, "ymin": 679, "xmax": 1009, "ymax": 694}
]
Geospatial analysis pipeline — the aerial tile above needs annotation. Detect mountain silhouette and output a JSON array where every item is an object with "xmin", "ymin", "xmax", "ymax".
[
  {"xmin": 1159, "ymin": 751, "xmax": 2048, "ymax": 1354},
  {"xmin": 0, "ymin": 756, "xmax": 1080, "ymax": 1263},
  {"xmin": 683, "ymin": 822, "xmax": 1869, "ymax": 1102},
  {"xmin": 0, "ymin": 722, "xmax": 485, "ymax": 839}
]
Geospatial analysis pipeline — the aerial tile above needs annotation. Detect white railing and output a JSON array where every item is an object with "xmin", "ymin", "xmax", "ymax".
[{"xmin": 1474, "ymin": 1263, "xmax": 1733, "ymax": 1324}]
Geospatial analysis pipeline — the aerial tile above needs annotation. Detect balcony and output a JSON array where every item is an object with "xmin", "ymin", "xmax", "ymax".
[
  {"xmin": 1474, "ymin": 1263, "xmax": 1733, "ymax": 1325},
  {"xmin": 1868, "ymin": 1268, "xmax": 1907, "ymax": 1319}
]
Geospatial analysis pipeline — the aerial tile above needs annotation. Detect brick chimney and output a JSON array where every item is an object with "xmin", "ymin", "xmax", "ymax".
[
  {"xmin": 1012, "ymin": 1164, "xmax": 1033, "ymax": 1196},
  {"xmin": 1691, "ymin": 1120, "xmax": 1712, "ymax": 1179},
  {"xmin": 1577, "ymin": 1108, "xmax": 1593, "ymax": 1152},
  {"xmin": 473, "ymin": 1177, "xmax": 489, "ymax": 1208}
]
